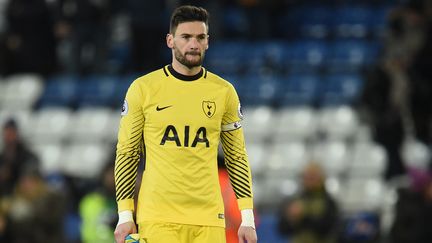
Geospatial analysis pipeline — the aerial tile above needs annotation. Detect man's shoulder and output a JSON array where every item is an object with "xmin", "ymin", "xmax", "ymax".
[
  {"xmin": 129, "ymin": 67, "xmax": 167, "ymax": 90},
  {"xmin": 205, "ymin": 69, "xmax": 235, "ymax": 88},
  {"xmin": 135, "ymin": 67, "xmax": 167, "ymax": 82}
]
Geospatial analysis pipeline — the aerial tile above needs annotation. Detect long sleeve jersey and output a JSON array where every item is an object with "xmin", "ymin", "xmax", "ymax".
[{"xmin": 114, "ymin": 65, "xmax": 254, "ymax": 227}]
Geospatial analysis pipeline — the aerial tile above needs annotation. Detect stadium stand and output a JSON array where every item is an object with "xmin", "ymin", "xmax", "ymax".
[{"xmin": 1, "ymin": 0, "xmax": 426, "ymax": 242}]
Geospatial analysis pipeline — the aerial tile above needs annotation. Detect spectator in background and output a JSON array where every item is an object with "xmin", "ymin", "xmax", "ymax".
[
  {"xmin": 79, "ymin": 162, "xmax": 117, "ymax": 243},
  {"xmin": 360, "ymin": 0, "xmax": 432, "ymax": 180},
  {"xmin": 122, "ymin": 0, "xmax": 166, "ymax": 73},
  {"xmin": 359, "ymin": 58, "xmax": 408, "ymax": 180},
  {"xmin": 389, "ymin": 168, "xmax": 432, "ymax": 243},
  {"xmin": 1, "ymin": 0, "xmax": 57, "ymax": 76},
  {"xmin": 1, "ymin": 166, "xmax": 66, "ymax": 243},
  {"xmin": 54, "ymin": 0, "xmax": 112, "ymax": 74},
  {"xmin": 0, "ymin": 118, "xmax": 39, "ymax": 196},
  {"xmin": 278, "ymin": 162, "xmax": 339, "ymax": 243},
  {"xmin": 359, "ymin": 3, "xmax": 421, "ymax": 180},
  {"xmin": 406, "ymin": 0, "xmax": 432, "ymax": 145}
]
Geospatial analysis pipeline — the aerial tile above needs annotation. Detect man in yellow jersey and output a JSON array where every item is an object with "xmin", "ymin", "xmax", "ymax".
[{"xmin": 114, "ymin": 5, "xmax": 257, "ymax": 243}]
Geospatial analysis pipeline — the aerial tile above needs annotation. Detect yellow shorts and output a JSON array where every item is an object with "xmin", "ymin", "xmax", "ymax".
[{"xmin": 138, "ymin": 222, "xmax": 226, "ymax": 243}]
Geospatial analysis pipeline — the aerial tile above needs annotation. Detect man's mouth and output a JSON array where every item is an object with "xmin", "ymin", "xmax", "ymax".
[{"xmin": 186, "ymin": 52, "xmax": 200, "ymax": 56}]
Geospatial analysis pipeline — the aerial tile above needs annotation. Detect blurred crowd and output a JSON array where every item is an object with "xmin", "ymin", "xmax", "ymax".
[
  {"xmin": 1, "ymin": 0, "xmax": 432, "ymax": 242},
  {"xmin": 0, "ymin": 0, "xmax": 318, "ymax": 77},
  {"xmin": 0, "ymin": 0, "xmax": 165, "ymax": 76},
  {"xmin": 0, "ymin": 118, "xmax": 118, "ymax": 243}
]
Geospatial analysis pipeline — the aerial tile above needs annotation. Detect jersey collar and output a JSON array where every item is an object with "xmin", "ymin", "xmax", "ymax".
[{"xmin": 165, "ymin": 65, "xmax": 206, "ymax": 81}]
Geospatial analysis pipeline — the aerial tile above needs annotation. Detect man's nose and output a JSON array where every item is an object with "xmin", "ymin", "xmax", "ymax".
[{"xmin": 188, "ymin": 38, "xmax": 200, "ymax": 49}]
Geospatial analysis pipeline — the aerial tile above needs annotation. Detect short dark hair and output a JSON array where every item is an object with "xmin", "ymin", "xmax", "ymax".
[
  {"xmin": 3, "ymin": 118, "xmax": 18, "ymax": 130},
  {"xmin": 170, "ymin": 5, "xmax": 209, "ymax": 34}
]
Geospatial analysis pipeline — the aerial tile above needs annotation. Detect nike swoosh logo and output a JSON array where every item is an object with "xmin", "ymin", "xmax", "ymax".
[{"xmin": 156, "ymin": 105, "xmax": 172, "ymax": 111}]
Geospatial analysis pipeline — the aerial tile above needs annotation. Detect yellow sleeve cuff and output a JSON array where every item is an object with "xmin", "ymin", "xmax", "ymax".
[
  {"xmin": 237, "ymin": 197, "xmax": 254, "ymax": 210},
  {"xmin": 117, "ymin": 199, "xmax": 135, "ymax": 212}
]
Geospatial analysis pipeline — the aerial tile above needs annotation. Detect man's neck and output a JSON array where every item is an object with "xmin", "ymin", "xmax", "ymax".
[{"xmin": 171, "ymin": 61, "xmax": 202, "ymax": 76}]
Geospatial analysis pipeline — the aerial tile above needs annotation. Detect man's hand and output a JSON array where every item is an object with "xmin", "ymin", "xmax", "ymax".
[
  {"xmin": 238, "ymin": 225, "xmax": 257, "ymax": 243},
  {"xmin": 114, "ymin": 221, "xmax": 137, "ymax": 243}
]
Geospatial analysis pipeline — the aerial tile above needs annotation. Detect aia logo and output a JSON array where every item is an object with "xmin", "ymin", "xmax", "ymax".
[{"xmin": 202, "ymin": 101, "xmax": 216, "ymax": 118}]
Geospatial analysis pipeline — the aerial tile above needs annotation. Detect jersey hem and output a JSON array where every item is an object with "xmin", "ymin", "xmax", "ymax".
[{"xmin": 137, "ymin": 217, "xmax": 225, "ymax": 228}]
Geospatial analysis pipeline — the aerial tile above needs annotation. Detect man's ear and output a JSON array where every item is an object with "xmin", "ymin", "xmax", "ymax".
[{"xmin": 166, "ymin": 34, "xmax": 174, "ymax": 49}]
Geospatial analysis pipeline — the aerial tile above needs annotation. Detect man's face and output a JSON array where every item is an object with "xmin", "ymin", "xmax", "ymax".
[
  {"xmin": 302, "ymin": 166, "xmax": 323, "ymax": 191},
  {"xmin": 167, "ymin": 21, "xmax": 209, "ymax": 69},
  {"xmin": 3, "ymin": 127, "xmax": 18, "ymax": 146}
]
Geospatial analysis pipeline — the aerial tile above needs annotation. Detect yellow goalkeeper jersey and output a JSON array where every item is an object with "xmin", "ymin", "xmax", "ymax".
[{"xmin": 115, "ymin": 65, "xmax": 254, "ymax": 228}]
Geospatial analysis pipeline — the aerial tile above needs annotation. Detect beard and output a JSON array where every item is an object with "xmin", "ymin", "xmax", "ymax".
[{"xmin": 173, "ymin": 45, "xmax": 205, "ymax": 68}]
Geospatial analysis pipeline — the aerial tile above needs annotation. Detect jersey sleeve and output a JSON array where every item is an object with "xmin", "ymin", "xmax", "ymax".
[
  {"xmin": 221, "ymin": 84, "xmax": 254, "ymax": 210},
  {"xmin": 115, "ymin": 80, "xmax": 145, "ymax": 213}
]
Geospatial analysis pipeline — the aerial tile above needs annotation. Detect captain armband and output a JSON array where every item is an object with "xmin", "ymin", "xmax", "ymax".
[{"xmin": 221, "ymin": 121, "xmax": 242, "ymax": 132}]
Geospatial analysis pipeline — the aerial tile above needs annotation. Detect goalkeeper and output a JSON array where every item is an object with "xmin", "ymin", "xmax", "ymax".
[{"xmin": 113, "ymin": 5, "xmax": 257, "ymax": 243}]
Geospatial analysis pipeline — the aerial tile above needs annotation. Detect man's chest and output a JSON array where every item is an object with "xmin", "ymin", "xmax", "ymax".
[{"xmin": 142, "ymin": 83, "xmax": 226, "ymax": 140}]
